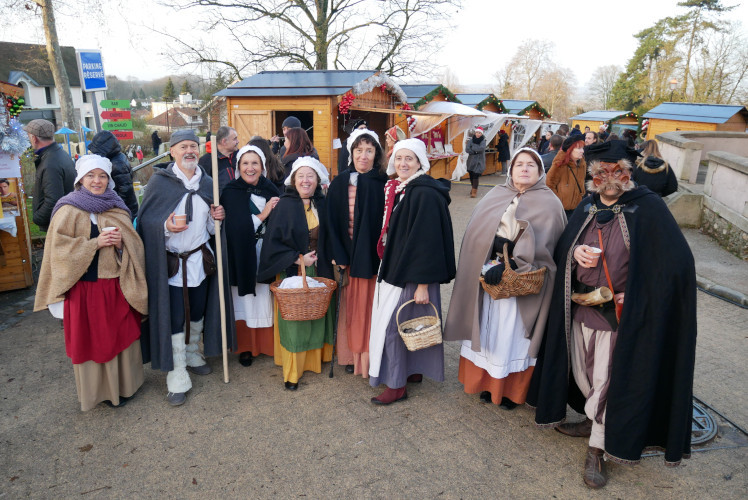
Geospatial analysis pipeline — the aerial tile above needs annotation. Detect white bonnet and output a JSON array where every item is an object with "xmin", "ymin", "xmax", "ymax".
[
  {"xmin": 346, "ymin": 128, "xmax": 381, "ymax": 166},
  {"xmin": 235, "ymin": 145, "xmax": 267, "ymax": 177},
  {"xmin": 285, "ymin": 156, "xmax": 330, "ymax": 187},
  {"xmin": 75, "ymin": 155, "xmax": 114, "ymax": 190},
  {"xmin": 386, "ymin": 138, "xmax": 430, "ymax": 176}
]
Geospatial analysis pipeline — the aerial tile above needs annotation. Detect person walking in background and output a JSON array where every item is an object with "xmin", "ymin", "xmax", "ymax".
[
  {"xmin": 539, "ymin": 130, "xmax": 552, "ymax": 155},
  {"xmin": 465, "ymin": 127, "xmax": 487, "ymax": 198},
  {"xmin": 368, "ymin": 139, "xmax": 455, "ymax": 405},
  {"xmin": 258, "ymin": 157, "xmax": 334, "ymax": 391},
  {"xmin": 540, "ymin": 134, "xmax": 563, "ymax": 172},
  {"xmin": 136, "ymin": 146, "xmax": 144, "ymax": 164},
  {"xmin": 198, "ymin": 126, "xmax": 239, "ymax": 191},
  {"xmin": 634, "ymin": 140, "xmax": 678, "ymax": 197},
  {"xmin": 34, "ymin": 155, "xmax": 147, "ymax": 411},
  {"xmin": 88, "ymin": 130, "xmax": 139, "ymax": 219},
  {"xmin": 23, "ymin": 119, "xmax": 76, "ymax": 232},
  {"xmin": 325, "ymin": 128, "xmax": 388, "ymax": 377},
  {"xmin": 223, "ymin": 145, "xmax": 281, "ymax": 369},
  {"xmin": 497, "ymin": 129, "xmax": 511, "ymax": 174},
  {"xmin": 444, "ymin": 148, "xmax": 566, "ymax": 410},
  {"xmin": 547, "ymin": 136, "xmax": 587, "ymax": 218},
  {"xmin": 151, "ymin": 130, "xmax": 162, "ymax": 155}
]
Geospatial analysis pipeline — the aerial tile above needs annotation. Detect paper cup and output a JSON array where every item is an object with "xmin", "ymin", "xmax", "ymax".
[
  {"xmin": 173, "ymin": 214, "xmax": 188, "ymax": 227},
  {"xmin": 102, "ymin": 226, "xmax": 118, "ymax": 233},
  {"xmin": 586, "ymin": 246, "xmax": 601, "ymax": 267}
]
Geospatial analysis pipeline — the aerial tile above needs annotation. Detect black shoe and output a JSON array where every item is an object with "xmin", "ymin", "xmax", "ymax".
[
  {"xmin": 345, "ymin": 365, "xmax": 354, "ymax": 374},
  {"xmin": 103, "ymin": 395, "xmax": 130, "ymax": 408},
  {"xmin": 479, "ymin": 391, "xmax": 492, "ymax": 403},
  {"xmin": 499, "ymin": 397, "xmax": 518, "ymax": 410},
  {"xmin": 284, "ymin": 381, "xmax": 298, "ymax": 391},
  {"xmin": 239, "ymin": 352, "xmax": 253, "ymax": 367}
]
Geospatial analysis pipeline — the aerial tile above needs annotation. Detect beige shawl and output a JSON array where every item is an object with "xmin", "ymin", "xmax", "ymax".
[
  {"xmin": 443, "ymin": 168, "xmax": 566, "ymax": 356},
  {"xmin": 34, "ymin": 205, "xmax": 148, "ymax": 315}
]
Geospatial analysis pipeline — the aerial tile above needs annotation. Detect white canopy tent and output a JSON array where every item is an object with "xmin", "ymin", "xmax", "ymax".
[
  {"xmin": 410, "ymin": 100, "xmax": 487, "ymax": 142},
  {"xmin": 450, "ymin": 112, "xmax": 522, "ymax": 181},
  {"xmin": 510, "ymin": 119, "xmax": 543, "ymax": 156}
]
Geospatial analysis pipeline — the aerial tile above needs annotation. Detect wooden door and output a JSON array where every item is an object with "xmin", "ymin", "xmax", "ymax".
[
  {"xmin": 231, "ymin": 111, "xmax": 272, "ymax": 144},
  {"xmin": 0, "ymin": 178, "xmax": 33, "ymax": 291}
]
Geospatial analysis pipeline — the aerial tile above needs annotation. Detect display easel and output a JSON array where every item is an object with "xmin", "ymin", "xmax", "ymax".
[{"xmin": 0, "ymin": 81, "xmax": 33, "ymax": 291}]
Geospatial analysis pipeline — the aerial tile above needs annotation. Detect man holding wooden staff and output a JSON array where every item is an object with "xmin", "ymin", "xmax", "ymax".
[{"xmin": 137, "ymin": 129, "xmax": 235, "ymax": 406}]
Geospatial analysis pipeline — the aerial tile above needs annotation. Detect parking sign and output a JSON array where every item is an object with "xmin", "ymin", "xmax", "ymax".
[{"xmin": 76, "ymin": 50, "xmax": 107, "ymax": 92}]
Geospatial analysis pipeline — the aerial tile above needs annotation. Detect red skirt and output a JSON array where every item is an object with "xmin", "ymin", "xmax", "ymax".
[{"xmin": 64, "ymin": 278, "xmax": 142, "ymax": 364}]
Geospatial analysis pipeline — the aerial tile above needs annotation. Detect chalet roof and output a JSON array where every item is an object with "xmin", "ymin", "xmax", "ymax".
[
  {"xmin": 0, "ymin": 42, "xmax": 81, "ymax": 87},
  {"xmin": 148, "ymin": 108, "xmax": 189, "ymax": 127},
  {"xmin": 399, "ymin": 84, "xmax": 460, "ymax": 106},
  {"xmin": 454, "ymin": 93, "xmax": 506, "ymax": 111},
  {"xmin": 571, "ymin": 110, "xmax": 637, "ymax": 122},
  {"xmin": 643, "ymin": 102, "xmax": 748, "ymax": 124},
  {"xmin": 216, "ymin": 70, "xmax": 378, "ymax": 97}
]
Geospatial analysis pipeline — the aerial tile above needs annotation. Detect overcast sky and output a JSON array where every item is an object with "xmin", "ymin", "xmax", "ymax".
[{"xmin": 3, "ymin": 0, "xmax": 747, "ymax": 90}]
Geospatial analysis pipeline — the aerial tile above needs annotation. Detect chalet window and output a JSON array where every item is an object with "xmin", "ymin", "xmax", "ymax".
[{"xmin": 45, "ymin": 87, "xmax": 53, "ymax": 105}]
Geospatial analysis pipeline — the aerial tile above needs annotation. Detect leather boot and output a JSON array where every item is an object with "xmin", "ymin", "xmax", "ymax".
[
  {"xmin": 470, "ymin": 188, "xmax": 477, "ymax": 198},
  {"xmin": 583, "ymin": 446, "xmax": 607, "ymax": 489},
  {"xmin": 556, "ymin": 418, "xmax": 593, "ymax": 437},
  {"xmin": 371, "ymin": 387, "xmax": 407, "ymax": 405}
]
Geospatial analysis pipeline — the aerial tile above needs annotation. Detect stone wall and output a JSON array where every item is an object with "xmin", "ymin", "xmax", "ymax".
[
  {"xmin": 657, "ymin": 131, "xmax": 748, "ymax": 183},
  {"xmin": 701, "ymin": 152, "xmax": 748, "ymax": 259}
]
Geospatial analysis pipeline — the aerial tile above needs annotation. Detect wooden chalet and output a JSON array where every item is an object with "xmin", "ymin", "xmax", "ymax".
[
  {"xmin": 643, "ymin": 102, "xmax": 748, "ymax": 140},
  {"xmin": 216, "ymin": 70, "xmax": 410, "ymax": 176},
  {"xmin": 571, "ymin": 110, "xmax": 638, "ymax": 136},
  {"xmin": 500, "ymin": 99, "xmax": 551, "ymax": 120}
]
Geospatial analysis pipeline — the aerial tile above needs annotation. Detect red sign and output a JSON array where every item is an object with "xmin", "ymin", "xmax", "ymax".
[
  {"xmin": 111, "ymin": 131, "xmax": 134, "ymax": 140},
  {"xmin": 101, "ymin": 110, "xmax": 132, "ymax": 120}
]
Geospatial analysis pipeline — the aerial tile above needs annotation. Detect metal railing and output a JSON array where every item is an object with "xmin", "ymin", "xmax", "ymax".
[{"xmin": 132, "ymin": 152, "xmax": 170, "ymax": 173}]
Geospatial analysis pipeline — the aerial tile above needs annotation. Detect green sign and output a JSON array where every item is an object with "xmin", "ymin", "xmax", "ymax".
[
  {"xmin": 99, "ymin": 99, "xmax": 130, "ymax": 109},
  {"xmin": 102, "ymin": 120, "xmax": 133, "ymax": 130}
]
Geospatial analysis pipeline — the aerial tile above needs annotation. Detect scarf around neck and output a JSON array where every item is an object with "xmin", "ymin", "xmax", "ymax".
[
  {"xmin": 51, "ymin": 186, "xmax": 130, "ymax": 220},
  {"xmin": 376, "ymin": 169, "xmax": 426, "ymax": 258}
]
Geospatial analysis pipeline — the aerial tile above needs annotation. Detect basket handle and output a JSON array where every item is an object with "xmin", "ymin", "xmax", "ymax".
[
  {"xmin": 298, "ymin": 253, "xmax": 309, "ymax": 291},
  {"xmin": 396, "ymin": 299, "xmax": 439, "ymax": 328}
]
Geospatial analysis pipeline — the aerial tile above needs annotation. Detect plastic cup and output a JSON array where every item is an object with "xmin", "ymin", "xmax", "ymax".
[
  {"xmin": 101, "ymin": 226, "xmax": 117, "ymax": 233},
  {"xmin": 586, "ymin": 246, "xmax": 602, "ymax": 267},
  {"xmin": 173, "ymin": 214, "xmax": 187, "ymax": 227}
]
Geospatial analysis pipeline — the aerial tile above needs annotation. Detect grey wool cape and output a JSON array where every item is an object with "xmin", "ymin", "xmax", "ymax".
[
  {"xmin": 136, "ymin": 165, "xmax": 236, "ymax": 371},
  {"xmin": 443, "ymin": 165, "xmax": 566, "ymax": 355}
]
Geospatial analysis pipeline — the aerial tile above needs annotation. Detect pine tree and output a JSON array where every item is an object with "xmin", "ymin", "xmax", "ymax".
[
  {"xmin": 180, "ymin": 80, "xmax": 192, "ymax": 95},
  {"xmin": 138, "ymin": 88, "xmax": 146, "ymax": 99},
  {"xmin": 162, "ymin": 77, "xmax": 176, "ymax": 101}
]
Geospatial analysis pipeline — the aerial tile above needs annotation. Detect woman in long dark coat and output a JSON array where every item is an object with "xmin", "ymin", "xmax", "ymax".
[
  {"xmin": 258, "ymin": 157, "xmax": 334, "ymax": 390},
  {"xmin": 368, "ymin": 139, "xmax": 456, "ymax": 405},
  {"xmin": 325, "ymin": 128, "xmax": 388, "ymax": 377}
]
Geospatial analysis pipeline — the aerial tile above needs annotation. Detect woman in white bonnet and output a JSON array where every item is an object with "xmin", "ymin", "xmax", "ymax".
[{"xmin": 34, "ymin": 155, "xmax": 148, "ymax": 411}]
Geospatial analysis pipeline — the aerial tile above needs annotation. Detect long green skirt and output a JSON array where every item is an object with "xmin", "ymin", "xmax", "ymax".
[{"xmin": 277, "ymin": 266, "xmax": 335, "ymax": 353}]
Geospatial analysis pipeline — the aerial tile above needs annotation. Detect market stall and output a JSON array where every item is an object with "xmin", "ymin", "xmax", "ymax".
[
  {"xmin": 454, "ymin": 93, "xmax": 511, "ymax": 175},
  {"xmin": 0, "ymin": 81, "xmax": 33, "ymax": 291},
  {"xmin": 571, "ymin": 110, "xmax": 638, "ymax": 137}
]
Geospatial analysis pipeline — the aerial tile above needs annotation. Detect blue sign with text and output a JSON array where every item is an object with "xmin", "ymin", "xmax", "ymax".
[{"xmin": 76, "ymin": 50, "xmax": 107, "ymax": 92}]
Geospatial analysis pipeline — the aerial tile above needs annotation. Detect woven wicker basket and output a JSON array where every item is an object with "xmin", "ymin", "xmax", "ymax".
[
  {"xmin": 480, "ymin": 243, "xmax": 547, "ymax": 300},
  {"xmin": 397, "ymin": 300, "xmax": 442, "ymax": 352},
  {"xmin": 270, "ymin": 255, "xmax": 338, "ymax": 321}
]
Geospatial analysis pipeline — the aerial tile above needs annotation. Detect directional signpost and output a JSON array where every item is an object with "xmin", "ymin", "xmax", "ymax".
[
  {"xmin": 99, "ymin": 99, "xmax": 130, "ymax": 109},
  {"xmin": 111, "ymin": 131, "xmax": 134, "ymax": 140},
  {"xmin": 101, "ymin": 110, "xmax": 132, "ymax": 120},
  {"xmin": 99, "ymin": 100, "xmax": 134, "ymax": 140},
  {"xmin": 102, "ymin": 120, "xmax": 133, "ymax": 131}
]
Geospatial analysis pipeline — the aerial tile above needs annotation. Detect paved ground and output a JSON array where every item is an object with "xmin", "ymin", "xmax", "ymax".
[{"xmin": 1, "ymin": 177, "xmax": 747, "ymax": 498}]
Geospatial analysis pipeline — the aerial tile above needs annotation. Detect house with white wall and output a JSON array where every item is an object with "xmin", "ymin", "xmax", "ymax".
[{"xmin": 0, "ymin": 42, "xmax": 106, "ymax": 132}]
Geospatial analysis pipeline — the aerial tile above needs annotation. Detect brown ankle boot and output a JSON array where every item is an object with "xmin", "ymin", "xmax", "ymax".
[
  {"xmin": 583, "ymin": 446, "xmax": 607, "ymax": 489},
  {"xmin": 556, "ymin": 418, "xmax": 593, "ymax": 437},
  {"xmin": 470, "ymin": 188, "xmax": 477, "ymax": 198},
  {"xmin": 371, "ymin": 387, "xmax": 407, "ymax": 405}
]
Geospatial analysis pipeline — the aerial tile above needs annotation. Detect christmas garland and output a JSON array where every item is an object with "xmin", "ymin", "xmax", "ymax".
[
  {"xmin": 352, "ymin": 73, "xmax": 407, "ymax": 103},
  {"xmin": 413, "ymin": 85, "xmax": 459, "ymax": 110}
]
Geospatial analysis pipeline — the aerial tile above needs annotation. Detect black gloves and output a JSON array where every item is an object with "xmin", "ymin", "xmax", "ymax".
[
  {"xmin": 492, "ymin": 236, "xmax": 515, "ymax": 258},
  {"xmin": 484, "ymin": 262, "xmax": 506, "ymax": 285}
]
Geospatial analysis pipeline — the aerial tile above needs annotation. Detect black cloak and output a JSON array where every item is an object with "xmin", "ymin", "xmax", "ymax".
[
  {"xmin": 136, "ymin": 165, "xmax": 236, "ymax": 371},
  {"xmin": 222, "ymin": 176, "xmax": 280, "ymax": 296},
  {"xmin": 527, "ymin": 187, "xmax": 697, "ymax": 465},
  {"xmin": 378, "ymin": 175, "xmax": 456, "ymax": 288},
  {"xmin": 325, "ymin": 168, "xmax": 388, "ymax": 278},
  {"xmin": 257, "ymin": 188, "xmax": 333, "ymax": 282}
]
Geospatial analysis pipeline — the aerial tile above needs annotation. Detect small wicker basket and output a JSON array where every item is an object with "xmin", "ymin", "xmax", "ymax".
[
  {"xmin": 397, "ymin": 299, "xmax": 442, "ymax": 352},
  {"xmin": 480, "ymin": 243, "xmax": 547, "ymax": 300},
  {"xmin": 270, "ymin": 255, "xmax": 338, "ymax": 321}
]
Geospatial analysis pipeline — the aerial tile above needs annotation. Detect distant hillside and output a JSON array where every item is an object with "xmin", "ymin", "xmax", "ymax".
[{"xmin": 105, "ymin": 74, "xmax": 211, "ymax": 100}]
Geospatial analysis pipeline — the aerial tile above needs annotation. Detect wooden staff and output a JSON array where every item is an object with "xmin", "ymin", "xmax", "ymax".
[{"xmin": 211, "ymin": 137, "xmax": 229, "ymax": 383}]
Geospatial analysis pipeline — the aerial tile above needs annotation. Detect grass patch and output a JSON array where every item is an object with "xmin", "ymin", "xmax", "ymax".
[{"xmin": 26, "ymin": 198, "xmax": 45, "ymax": 239}]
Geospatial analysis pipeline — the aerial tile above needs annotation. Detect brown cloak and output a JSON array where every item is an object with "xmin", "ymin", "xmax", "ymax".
[
  {"xmin": 34, "ymin": 205, "xmax": 148, "ymax": 315},
  {"xmin": 443, "ymin": 165, "xmax": 566, "ymax": 356}
]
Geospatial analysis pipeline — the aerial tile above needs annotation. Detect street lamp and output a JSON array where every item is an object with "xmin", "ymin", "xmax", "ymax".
[{"xmin": 669, "ymin": 78, "xmax": 678, "ymax": 102}]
